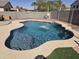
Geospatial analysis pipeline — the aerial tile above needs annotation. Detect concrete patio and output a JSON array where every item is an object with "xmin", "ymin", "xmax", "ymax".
[{"xmin": 0, "ymin": 19, "xmax": 79, "ymax": 59}]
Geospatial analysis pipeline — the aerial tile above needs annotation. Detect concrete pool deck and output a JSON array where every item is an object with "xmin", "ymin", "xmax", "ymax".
[{"xmin": 0, "ymin": 19, "xmax": 79, "ymax": 59}]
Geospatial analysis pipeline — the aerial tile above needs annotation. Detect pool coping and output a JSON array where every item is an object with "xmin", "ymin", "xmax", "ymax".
[{"xmin": 0, "ymin": 19, "xmax": 79, "ymax": 59}]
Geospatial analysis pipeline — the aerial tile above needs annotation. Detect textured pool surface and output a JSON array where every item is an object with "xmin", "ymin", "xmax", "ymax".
[{"xmin": 5, "ymin": 21, "xmax": 74, "ymax": 50}]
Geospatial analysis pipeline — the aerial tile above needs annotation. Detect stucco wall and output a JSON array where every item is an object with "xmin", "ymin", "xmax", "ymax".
[{"xmin": 0, "ymin": 8, "xmax": 4, "ymax": 12}]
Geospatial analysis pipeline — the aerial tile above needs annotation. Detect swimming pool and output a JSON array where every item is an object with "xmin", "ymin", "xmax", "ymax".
[{"xmin": 5, "ymin": 21, "xmax": 74, "ymax": 50}]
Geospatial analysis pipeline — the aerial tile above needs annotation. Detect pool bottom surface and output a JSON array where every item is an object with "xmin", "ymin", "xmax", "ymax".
[{"xmin": 5, "ymin": 21, "xmax": 74, "ymax": 50}]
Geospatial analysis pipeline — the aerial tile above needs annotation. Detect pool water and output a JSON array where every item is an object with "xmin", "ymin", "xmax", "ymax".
[{"xmin": 5, "ymin": 21, "xmax": 74, "ymax": 50}]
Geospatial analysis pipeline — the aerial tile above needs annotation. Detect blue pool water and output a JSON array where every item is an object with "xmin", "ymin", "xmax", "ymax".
[{"xmin": 5, "ymin": 21, "xmax": 74, "ymax": 50}]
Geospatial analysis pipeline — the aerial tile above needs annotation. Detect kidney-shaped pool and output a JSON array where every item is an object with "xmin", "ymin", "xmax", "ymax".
[{"xmin": 5, "ymin": 21, "xmax": 74, "ymax": 51}]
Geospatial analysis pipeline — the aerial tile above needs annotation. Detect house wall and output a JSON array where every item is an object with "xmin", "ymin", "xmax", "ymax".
[
  {"xmin": 71, "ymin": 10, "xmax": 79, "ymax": 25},
  {"xmin": 4, "ymin": 3, "xmax": 11, "ymax": 11},
  {"xmin": 0, "ymin": 8, "xmax": 4, "ymax": 11},
  {"xmin": 0, "ymin": 2, "xmax": 12, "ymax": 12},
  {"xmin": 0, "ymin": 2, "xmax": 12, "ymax": 11}
]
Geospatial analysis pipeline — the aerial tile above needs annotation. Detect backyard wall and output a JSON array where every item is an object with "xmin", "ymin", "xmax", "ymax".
[
  {"xmin": 51, "ymin": 10, "xmax": 70, "ymax": 22},
  {"xmin": 0, "ymin": 11, "xmax": 70, "ymax": 22},
  {"xmin": 59, "ymin": 10, "xmax": 70, "ymax": 22},
  {"xmin": 0, "ymin": 12, "xmax": 47, "ymax": 20}
]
